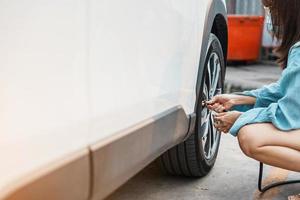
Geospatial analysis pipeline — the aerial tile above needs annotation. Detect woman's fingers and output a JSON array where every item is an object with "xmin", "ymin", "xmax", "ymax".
[
  {"xmin": 213, "ymin": 111, "xmax": 240, "ymax": 134},
  {"xmin": 214, "ymin": 111, "xmax": 226, "ymax": 117},
  {"xmin": 215, "ymin": 112, "xmax": 226, "ymax": 117},
  {"xmin": 211, "ymin": 103, "xmax": 220, "ymax": 110},
  {"xmin": 214, "ymin": 115, "xmax": 225, "ymax": 121},
  {"xmin": 206, "ymin": 96, "xmax": 230, "ymax": 113},
  {"xmin": 208, "ymin": 103, "xmax": 226, "ymax": 113},
  {"xmin": 206, "ymin": 104, "xmax": 216, "ymax": 110},
  {"xmin": 223, "ymin": 101, "xmax": 233, "ymax": 111},
  {"xmin": 207, "ymin": 104, "xmax": 213, "ymax": 109},
  {"xmin": 213, "ymin": 122, "xmax": 229, "ymax": 133},
  {"xmin": 214, "ymin": 115, "xmax": 229, "ymax": 127},
  {"xmin": 215, "ymin": 105, "xmax": 224, "ymax": 113},
  {"xmin": 206, "ymin": 97, "xmax": 217, "ymax": 105},
  {"xmin": 214, "ymin": 121, "xmax": 226, "ymax": 128},
  {"xmin": 213, "ymin": 122, "xmax": 222, "ymax": 129}
]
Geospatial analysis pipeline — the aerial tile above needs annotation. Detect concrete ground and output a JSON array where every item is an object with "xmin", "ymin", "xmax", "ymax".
[
  {"xmin": 225, "ymin": 62, "xmax": 282, "ymax": 92},
  {"xmin": 106, "ymin": 63, "xmax": 300, "ymax": 200}
]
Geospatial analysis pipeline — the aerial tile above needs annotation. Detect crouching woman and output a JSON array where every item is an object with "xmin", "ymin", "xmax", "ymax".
[{"xmin": 207, "ymin": 0, "xmax": 300, "ymax": 172}]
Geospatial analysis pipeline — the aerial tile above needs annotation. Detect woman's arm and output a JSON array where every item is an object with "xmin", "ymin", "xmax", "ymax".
[
  {"xmin": 231, "ymin": 94, "xmax": 256, "ymax": 105},
  {"xmin": 240, "ymin": 81, "xmax": 281, "ymax": 108},
  {"xmin": 207, "ymin": 94, "xmax": 256, "ymax": 112},
  {"xmin": 229, "ymin": 47, "xmax": 300, "ymax": 136},
  {"xmin": 207, "ymin": 84, "xmax": 280, "ymax": 113}
]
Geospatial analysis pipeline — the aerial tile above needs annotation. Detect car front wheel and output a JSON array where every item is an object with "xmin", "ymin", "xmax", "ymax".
[{"xmin": 159, "ymin": 33, "xmax": 225, "ymax": 177}]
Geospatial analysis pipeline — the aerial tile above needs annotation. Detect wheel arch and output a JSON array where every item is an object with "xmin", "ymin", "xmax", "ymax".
[
  {"xmin": 189, "ymin": 0, "xmax": 228, "ymax": 135},
  {"xmin": 211, "ymin": 14, "xmax": 228, "ymax": 64}
]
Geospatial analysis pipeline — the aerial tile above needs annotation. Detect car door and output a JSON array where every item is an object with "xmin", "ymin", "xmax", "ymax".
[{"xmin": 87, "ymin": 0, "xmax": 211, "ymax": 199}]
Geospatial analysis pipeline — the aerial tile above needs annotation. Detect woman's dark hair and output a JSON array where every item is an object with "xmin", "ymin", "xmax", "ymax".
[{"xmin": 262, "ymin": 0, "xmax": 300, "ymax": 68}]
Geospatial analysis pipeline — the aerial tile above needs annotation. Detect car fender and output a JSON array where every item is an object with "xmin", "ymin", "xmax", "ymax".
[{"xmin": 188, "ymin": 0, "xmax": 227, "ymax": 136}]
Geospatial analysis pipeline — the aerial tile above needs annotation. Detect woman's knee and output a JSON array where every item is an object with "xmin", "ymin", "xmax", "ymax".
[{"xmin": 238, "ymin": 125, "xmax": 262, "ymax": 157}]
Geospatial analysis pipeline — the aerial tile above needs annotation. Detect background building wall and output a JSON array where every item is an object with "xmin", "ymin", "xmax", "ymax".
[{"xmin": 226, "ymin": 0, "xmax": 263, "ymax": 15}]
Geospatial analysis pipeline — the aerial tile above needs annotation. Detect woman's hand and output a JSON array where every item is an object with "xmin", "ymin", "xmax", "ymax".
[
  {"xmin": 213, "ymin": 111, "xmax": 242, "ymax": 133},
  {"xmin": 206, "ymin": 94, "xmax": 239, "ymax": 113},
  {"xmin": 206, "ymin": 94, "xmax": 256, "ymax": 113}
]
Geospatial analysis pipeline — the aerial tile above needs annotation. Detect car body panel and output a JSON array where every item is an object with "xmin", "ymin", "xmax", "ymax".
[
  {"xmin": 90, "ymin": 106, "xmax": 189, "ymax": 200},
  {"xmin": 88, "ymin": 0, "xmax": 207, "ymax": 144},
  {"xmin": 0, "ymin": 1, "xmax": 90, "ymax": 199},
  {"xmin": 0, "ymin": 0, "xmax": 227, "ymax": 199},
  {"xmin": 2, "ymin": 149, "xmax": 90, "ymax": 200}
]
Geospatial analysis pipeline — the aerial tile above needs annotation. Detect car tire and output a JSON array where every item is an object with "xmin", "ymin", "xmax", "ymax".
[{"xmin": 159, "ymin": 33, "xmax": 226, "ymax": 177}]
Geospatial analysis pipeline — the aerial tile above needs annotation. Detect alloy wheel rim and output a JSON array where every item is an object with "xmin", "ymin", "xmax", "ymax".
[{"xmin": 200, "ymin": 52, "xmax": 222, "ymax": 160}]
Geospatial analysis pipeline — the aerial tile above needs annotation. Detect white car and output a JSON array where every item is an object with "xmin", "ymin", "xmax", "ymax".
[{"xmin": 0, "ymin": 0, "xmax": 227, "ymax": 200}]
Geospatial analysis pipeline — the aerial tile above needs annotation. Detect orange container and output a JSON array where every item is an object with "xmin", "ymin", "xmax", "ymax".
[{"xmin": 227, "ymin": 15, "xmax": 264, "ymax": 61}]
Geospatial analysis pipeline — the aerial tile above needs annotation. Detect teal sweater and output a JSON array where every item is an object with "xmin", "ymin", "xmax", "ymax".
[{"xmin": 230, "ymin": 42, "xmax": 300, "ymax": 136}]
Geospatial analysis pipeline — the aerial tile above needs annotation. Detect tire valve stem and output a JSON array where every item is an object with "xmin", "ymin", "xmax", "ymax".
[{"xmin": 202, "ymin": 100, "xmax": 208, "ymax": 107}]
